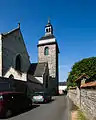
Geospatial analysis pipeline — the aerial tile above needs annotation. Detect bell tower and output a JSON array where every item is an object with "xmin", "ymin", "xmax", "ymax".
[
  {"xmin": 45, "ymin": 19, "xmax": 53, "ymax": 35},
  {"xmin": 37, "ymin": 19, "xmax": 59, "ymax": 95}
]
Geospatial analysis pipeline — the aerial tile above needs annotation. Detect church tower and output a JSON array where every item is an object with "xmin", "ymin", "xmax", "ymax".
[{"xmin": 37, "ymin": 19, "xmax": 59, "ymax": 94}]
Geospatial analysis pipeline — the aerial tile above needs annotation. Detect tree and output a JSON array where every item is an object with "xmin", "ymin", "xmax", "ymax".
[{"xmin": 67, "ymin": 57, "xmax": 96, "ymax": 87}]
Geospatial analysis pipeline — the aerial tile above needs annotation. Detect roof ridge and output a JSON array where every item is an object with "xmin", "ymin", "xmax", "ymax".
[{"xmin": 2, "ymin": 26, "xmax": 20, "ymax": 36}]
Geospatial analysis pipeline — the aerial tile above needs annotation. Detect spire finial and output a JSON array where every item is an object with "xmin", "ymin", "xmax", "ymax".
[
  {"xmin": 48, "ymin": 17, "xmax": 50, "ymax": 24},
  {"xmin": 18, "ymin": 22, "xmax": 20, "ymax": 28}
]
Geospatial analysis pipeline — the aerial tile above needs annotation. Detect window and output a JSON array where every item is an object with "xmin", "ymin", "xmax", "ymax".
[
  {"xmin": 15, "ymin": 55, "xmax": 21, "ymax": 71},
  {"xmin": 46, "ymin": 29, "xmax": 48, "ymax": 33},
  {"xmin": 49, "ymin": 28, "xmax": 51, "ymax": 32},
  {"xmin": 9, "ymin": 74, "xmax": 14, "ymax": 79},
  {"xmin": 44, "ymin": 47, "xmax": 49, "ymax": 55}
]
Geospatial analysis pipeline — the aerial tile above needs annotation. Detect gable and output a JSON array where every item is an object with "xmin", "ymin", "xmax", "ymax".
[
  {"xmin": 2, "ymin": 28, "xmax": 29, "ymax": 58},
  {"xmin": 2, "ymin": 27, "xmax": 30, "ymax": 76}
]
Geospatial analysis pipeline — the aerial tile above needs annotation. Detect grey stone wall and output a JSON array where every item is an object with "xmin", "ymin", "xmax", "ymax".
[
  {"xmin": 38, "ymin": 43, "xmax": 59, "ymax": 94},
  {"xmin": 68, "ymin": 88, "xmax": 78, "ymax": 105},
  {"xmin": 81, "ymin": 89, "xmax": 96, "ymax": 120},
  {"xmin": 2, "ymin": 29, "xmax": 30, "ymax": 78},
  {"xmin": 38, "ymin": 44, "xmax": 56, "ymax": 78},
  {"xmin": 68, "ymin": 88, "xmax": 96, "ymax": 120}
]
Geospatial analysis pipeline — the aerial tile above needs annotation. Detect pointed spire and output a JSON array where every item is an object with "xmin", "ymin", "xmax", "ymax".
[
  {"xmin": 48, "ymin": 17, "xmax": 50, "ymax": 24},
  {"xmin": 18, "ymin": 22, "xmax": 20, "ymax": 28}
]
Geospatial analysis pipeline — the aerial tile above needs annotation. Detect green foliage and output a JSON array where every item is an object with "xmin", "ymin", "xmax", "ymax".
[
  {"xmin": 78, "ymin": 109, "xmax": 87, "ymax": 120},
  {"xmin": 67, "ymin": 57, "xmax": 96, "ymax": 87}
]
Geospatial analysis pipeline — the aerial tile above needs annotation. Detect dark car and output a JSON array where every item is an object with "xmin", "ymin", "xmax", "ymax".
[
  {"xmin": 0, "ymin": 92, "xmax": 32, "ymax": 118},
  {"xmin": 32, "ymin": 92, "xmax": 52, "ymax": 103}
]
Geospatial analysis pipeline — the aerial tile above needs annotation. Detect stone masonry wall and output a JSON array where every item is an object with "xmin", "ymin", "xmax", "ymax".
[
  {"xmin": 4, "ymin": 67, "xmax": 27, "ymax": 81},
  {"xmin": 68, "ymin": 88, "xmax": 96, "ymax": 120},
  {"xmin": 81, "ymin": 89, "xmax": 96, "ymax": 120},
  {"xmin": 38, "ymin": 44, "xmax": 56, "ymax": 78},
  {"xmin": 68, "ymin": 88, "xmax": 80, "ymax": 106},
  {"xmin": 38, "ymin": 43, "xmax": 58, "ymax": 94}
]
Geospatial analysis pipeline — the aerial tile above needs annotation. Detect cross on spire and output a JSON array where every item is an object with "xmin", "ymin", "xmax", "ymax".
[{"xmin": 48, "ymin": 17, "xmax": 50, "ymax": 24}]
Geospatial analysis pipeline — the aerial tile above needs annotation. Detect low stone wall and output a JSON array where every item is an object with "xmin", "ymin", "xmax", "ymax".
[
  {"xmin": 68, "ymin": 87, "xmax": 81, "ymax": 107},
  {"xmin": 81, "ymin": 89, "xmax": 96, "ymax": 120},
  {"xmin": 68, "ymin": 89, "xmax": 77, "ymax": 105},
  {"xmin": 68, "ymin": 88, "xmax": 96, "ymax": 120}
]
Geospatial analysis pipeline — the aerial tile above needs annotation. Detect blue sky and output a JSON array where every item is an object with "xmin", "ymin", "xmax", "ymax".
[{"xmin": 0, "ymin": 0, "xmax": 96, "ymax": 81}]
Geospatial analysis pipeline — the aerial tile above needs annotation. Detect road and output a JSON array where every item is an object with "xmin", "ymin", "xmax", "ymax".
[{"xmin": 2, "ymin": 95, "xmax": 70, "ymax": 120}]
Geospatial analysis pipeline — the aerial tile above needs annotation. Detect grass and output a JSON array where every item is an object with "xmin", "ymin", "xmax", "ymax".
[
  {"xmin": 77, "ymin": 110, "xmax": 87, "ymax": 120},
  {"xmin": 70, "ymin": 100, "xmax": 87, "ymax": 120},
  {"xmin": 71, "ymin": 103, "xmax": 87, "ymax": 120}
]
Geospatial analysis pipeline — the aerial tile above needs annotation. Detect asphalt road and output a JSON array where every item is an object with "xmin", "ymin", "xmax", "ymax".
[{"xmin": 2, "ymin": 95, "xmax": 70, "ymax": 120}]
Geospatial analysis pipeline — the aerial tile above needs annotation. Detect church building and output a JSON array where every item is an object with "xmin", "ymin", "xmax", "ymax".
[
  {"xmin": 0, "ymin": 23, "xmax": 30, "ymax": 80},
  {"xmin": 37, "ymin": 19, "xmax": 59, "ymax": 94},
  {"xmin": 0, "ymin": 20, "xmax": 59, "ymax": 95},
  {"xmin": 0, "ymin": 24, "xmax": 44, "ymax": 93}
]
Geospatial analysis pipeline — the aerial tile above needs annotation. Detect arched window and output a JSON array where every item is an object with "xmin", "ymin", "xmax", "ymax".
[
  {"xmin": 46, "ymin": 28, "xmax": 48, "ymax": 33},
  {"xmin": 9, "ymin": 74, "xmax": 14, "ymax": 79},
  {"xmin": 44, "ymin": 47, "xmax": 49, "ymax": 55},
  {"xmin": 49, "ymin": 28, "xmax": 51, "ymax": 32},
  {"xmin": 15, "ymin": 55, "xmax": 21, "ymax": 71}
]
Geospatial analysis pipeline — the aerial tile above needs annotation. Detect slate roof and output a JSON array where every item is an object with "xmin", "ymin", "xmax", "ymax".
[
  {"xmin": 45, "ymin": 22, "xmax": 53, "ymax": 27},
  {"xmin": 27, "ymin": 81, "xmax": 44, "ymax": 92},
  {"xmin": 38, "ymin": 34, "xmax": 59, "ymax": 53},
  {"xmin": 1, "ymin": 24, "xmax": 20, "ymax": 37},
  {"xmin": 28, "ymin": 63, "xmax": 37, "ymax": 75},
  {"xmin": 27, "ymin": 74, "xmax": 41, "ymax": 84},
  {"xmin": 28, "ymin": 62, "xmax": 48, "ymax": 77},
  {"xmin": 39, "ymin": 34, "xmax": 55, "ymax": 40},
  {"xmin": 2, "ymin": 28, "xmax": 20, "ymax": 36}
]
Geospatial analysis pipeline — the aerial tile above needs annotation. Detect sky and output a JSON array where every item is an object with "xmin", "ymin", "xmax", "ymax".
[{"xmin": 0, "ymin": 0, "xmax": 96, "ymax": 81}]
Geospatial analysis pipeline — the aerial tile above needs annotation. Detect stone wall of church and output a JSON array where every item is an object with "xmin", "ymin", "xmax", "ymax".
[
  {"xmin": 4, "ymin": 67, "xmax": 27, "ymax": 81},
  {"xmin": 38, "ymin": 43, "xmax": 59, "ymax": 94},
  {"xmin": 2, "ymin": 29, "xmax": 30, "ymax": 81},
  {"xmin": 38, "ymin": 44, "xmax": 56, "ymax": 78}
]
